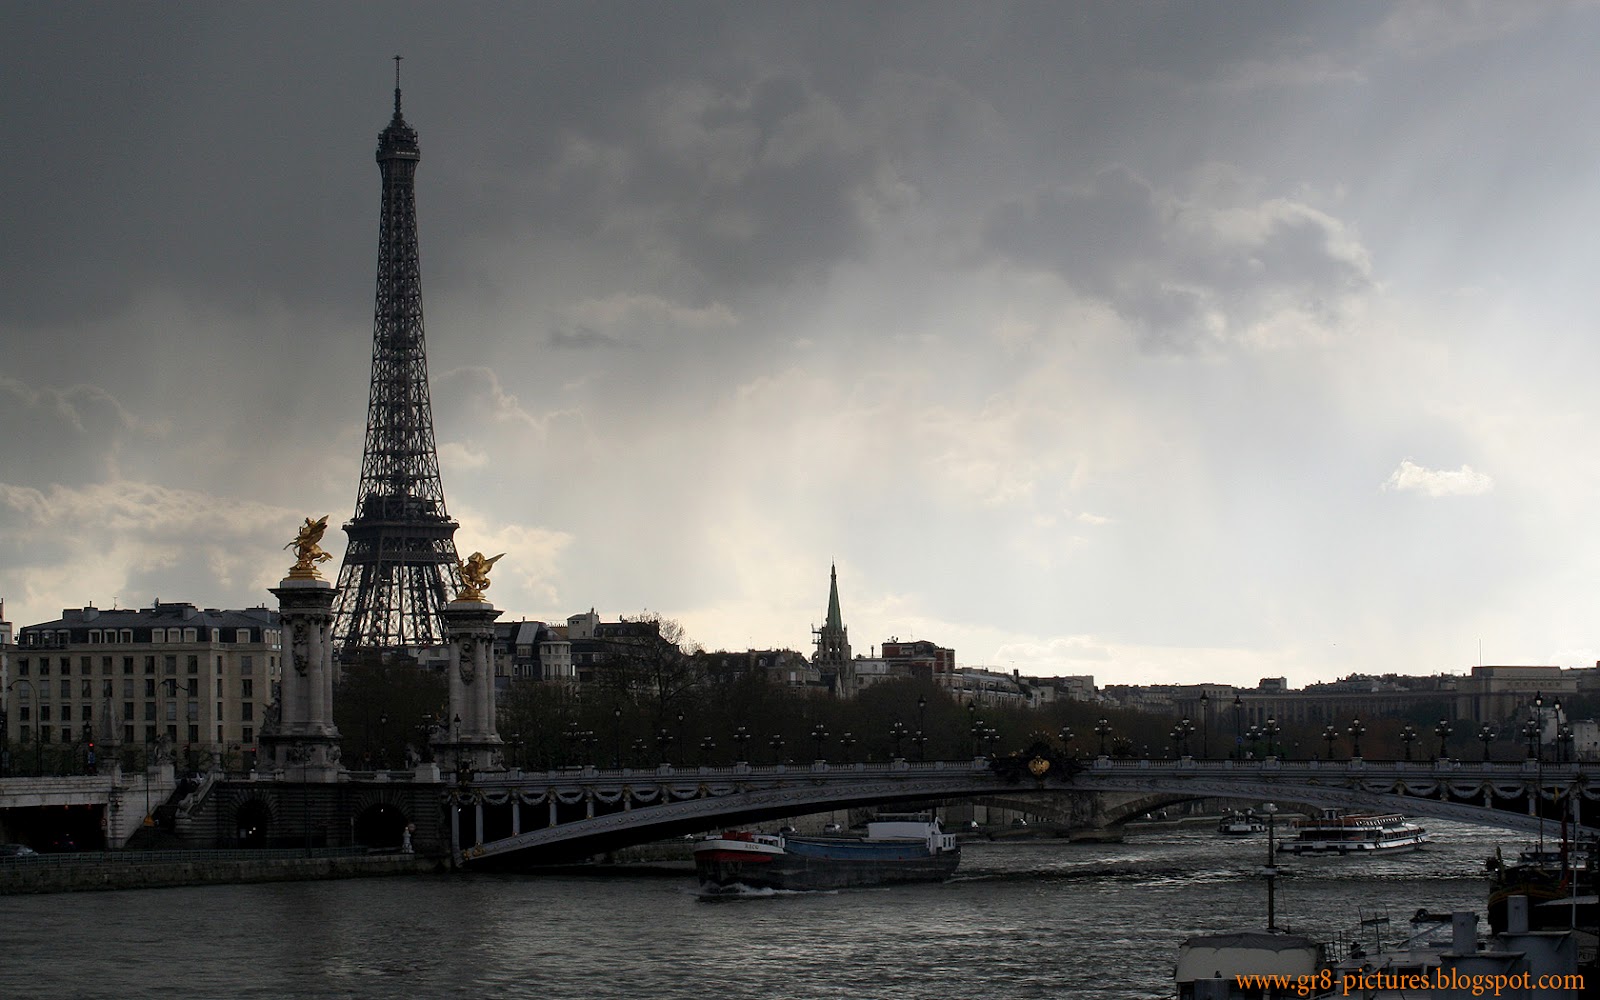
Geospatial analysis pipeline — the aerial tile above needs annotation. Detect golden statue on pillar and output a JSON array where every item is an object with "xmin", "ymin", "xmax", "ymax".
[
  {"xmin": 457, "ymin": 551, "xmax": 505, "ymax": 602},
  {"xmin": 285, "ymin": 515, "xmax": 333, "ymax": 579}
]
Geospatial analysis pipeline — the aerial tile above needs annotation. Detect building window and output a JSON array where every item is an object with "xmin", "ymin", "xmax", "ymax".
[
  {"xmin": 236, "ymin": 629, "xmax": 251, "ymax": 643},
  {"xmin": 144, "ymin": 656, "xmax": 155, "ymax": 675},
  {"xmin": 101, "ymin": 657, "xmax": 112, "ymax": 675},
  {"xmin": 60, "ymin": 728, "xmax": 71, "ymax": 744},
  {"xmin": 187, "ymin": 655, "xmax": 198, "ymax": 675},
  {"xmin": 82, "ymin": 704, "xmax": 92, "ymax": 722},
  {"xmin": 123, "ymin": 657, "xmax": 134, "ymax": 675},
  {"xmin": 101, "ymin": 680, "xmax": 112, "ymax": 698},
  {"xmin": 165, "ymin": 656, "xmax": 176, "ymax": 676},
  {"xmin": 144, "ymin": 704, "xmax": 156, "ymax": 722},
  {"xmin": 186, "ymin": 701, "xmax": 198, "ymax": 722},
  {"xmin": 186, "ymin": 679, "xmax": 198, "ymax": 698},
  {"xmin": 81, "ymin": 679, "xmax": 92, "ymax": 698},
  {"xmin": 165, "ymin": 702, "xmax": 176, "ymax": 722},
  {"xmin": 60, "ymin": 680, "xmax": 71, "ymax": 699},
  {"xmin": 152, "ymin": 629, "xmax": 165, "ymax": 644},
  {"xmin": 89, "ymin": 630, "xmax": 100, "ymax": 644},
  {"xmin": 61, "ymin": 658, "xmax": 71, "ymax": 676},
  {"xmin": 18, "ymin": 707, "xmax": 28, "ymax": 722},
  {"xmin": 144, "ymin": 679, "xmax": 155, "ymax": 698},
  {"xmin": 241, "ymin": 655, "xmax": 254, "ymax": 675},
  {"xmin": 242, "ymin": 679, "xmax": 254, "ymax": 699},
  {"xmin": 184, "ymin": 628, "xmax": 197, "ymax": 643},
  {"xmin": 187, "ymin": 724, "xmax": 198, "ymax": 743},
  {"xmin": 40, "ymin": 706, "xmax": 51, "ymax": 722},
  {"xmin": 144, "ymin": 725, "xmax": 156, "ymax": 744},
  {"xmin": 242, "ymin": 727, "xmax": 253, "ymax": 744},
  {"xmin": 120, "ymin": 630, "xmax": 132, "ymax": 643},
  {"xmin": 215, "ymin": 678, "xmax": 223, "ymax": 697},
  {"xmin": 242, "ymin": 702, "xmax": 254, "ymax": 721},
  {"xmin": 61, "ymin": 705, "xmax": 71, "ymax": 722},
  {"xmin": 16, "ymin": 658, "xmax": 27, "ymax": 676},
  {"xmin": 123, "ymin": 724, "xmax": 134, "ymax": 744},
  {"xmin": 123, "ymin": 702, "xmax": 133, "ymax": 721},
  {"xmin": 39, "ymin": 659, "xmax": 49, "ymax": 676}
]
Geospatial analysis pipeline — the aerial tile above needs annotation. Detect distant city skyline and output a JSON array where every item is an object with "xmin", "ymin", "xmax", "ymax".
[{"xmin": 7, "ymin": 5, "xmax": 1600, "ymax": 686}]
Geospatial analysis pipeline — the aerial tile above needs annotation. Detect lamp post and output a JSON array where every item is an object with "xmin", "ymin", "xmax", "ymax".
[
  {"xmin": 889, "ymin": 721, "xmax": 907, "ymax": 759},
  {"xmin": 1263, "ymin": 717, "xmax": 1279, "ymax": 758},
  {"xmin": 1199, "ymin": 691, "xmax": 1210, "ymax": 758},
  {"xmin": 1322, "ymin": 725, "xmax": 1337, "ymax": 760},
  {"xmin": 1168, "ymin": 725, "xmax": 1182, "ymax": 759},
  {"xmin": 983, "ymin": 724, "xmax": 999, "ymax": 757},
  {"xmin": 698, "ymin": 735, "xmax": 716, "ymax": 766},
  {"xmin": 1523, "ymin": 715, "xmax": 1540, "ymax": 761},
  {"xmin": 1232, "ymin": 694, "xmax": 1243, "ymax": 760},
  {"xmin": 811, "ymin": 723, "xmax": 828, "ymax": 761},
  {"xmin": 1059, "ymin": 726, "xmax": 1075, "ymax": 758},
  {"xmin": 656, "ymin": 727, "xmax": 673, "ymax": 766},
  {"xmin": 630, "ymin": 738, "xmax": 647, "ymax": 768},
  {"xmin": 378, "ymin": 711, "xmax": 388, "ymax": 769},
  {"xmin": 916, "ymin": 695, "xmax": 927, "ymax": 739},
  {"xmin": 769, "ymin": 734, "xmax": 785, "ymax": 764},
  {"xmin": 1263, "ymin": 802, "xmax": 1279, "ymax": 932},
  {"xmin": 1347, "ymin": 718, "xmax": 1365, "ymax": 759},
  {"xmin": 967, "ymin": 702, "xmax": 977, "ymax": 756},
  {"xmin": 733, "ymin": 725, "xmax": 751, "ymax": 763},
  {"xmin": 1095, "ymin": 718, "xmax": 1112, "ymax": 757},
  {"xmin": 1400, "ymin": 724, "xmax": 1416, "ymax": 762},
  {"xmin": 842, "ymin": 732, "xmax": 857, "ymax": 763},
  {"xmin": 1247, "ymin": 724, "xmax": 1262, "ymax": 758},
  {"xmin": 612, "ymin": 706, "xmax": 622, "ymax": 769},
  {"xmin": 1557, "ymin": 724, "xmax": 1574, "ymax": 764},
  {"xmin": 1177, "ymin": 717, "xmax": 1194, "ymax": 757},
  {"xmin": 1478, "ymin": 725, "xmax": 1494, "ymax": 763},
  {"xmin": 1434, "ymin": 719, "xmax": 1452, "ymax": 760}
]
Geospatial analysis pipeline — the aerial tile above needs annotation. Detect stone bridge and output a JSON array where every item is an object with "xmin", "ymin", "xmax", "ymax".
[
  {"xmin": 449, "ymin": 757, "xmax": 1600, "ymax": 866},
  {"xmin": 0, "ymin": 768, "xmax": 176, "ymax": 849}
]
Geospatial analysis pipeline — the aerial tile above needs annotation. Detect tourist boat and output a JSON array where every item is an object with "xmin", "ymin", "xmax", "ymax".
[
  {"xmin": 1216, "ymin": 811, "xmax": 1267, "ymax": 836},
  {"xmin": 1277, "ymin": 809, "xmax": 1428, "ymax": 855},
  {"xmin": 693, "ymin": 813, "xmax": 960, "ymax": 891}
]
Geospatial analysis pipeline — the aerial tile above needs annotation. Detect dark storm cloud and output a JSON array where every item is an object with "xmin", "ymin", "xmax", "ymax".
[{"xmin": 986, "ymin": 166, "xmax": 1372, "ymax": 351}]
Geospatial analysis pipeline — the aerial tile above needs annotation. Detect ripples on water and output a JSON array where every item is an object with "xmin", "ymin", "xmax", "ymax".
[{"xmin": 0, "ymin": 820, "xmax": 1512, "ymax": 999}]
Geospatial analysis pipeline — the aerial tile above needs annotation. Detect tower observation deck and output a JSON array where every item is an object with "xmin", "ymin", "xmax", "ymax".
[{"xmin": 331, "ymin": 64, "xmax": 463, "ymax": 657}]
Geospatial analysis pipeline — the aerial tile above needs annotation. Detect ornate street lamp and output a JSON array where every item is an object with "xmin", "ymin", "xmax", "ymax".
[
  {"xmin": 917, "ymin": 695, "xmax": 927, "ymax": 736},
  {"xmin": 1434, "ymin": 719, "xmax": 1452, "ymax": 760},
  {"xmin": 1557, "ymin": 724, "xmax": 1574, "ymax": 764},
  {"xmin": 698, "ymin": 735, "xmax": 716, "ymax": 766},
  {"xmin": 1400, "ymin": 724, "xmax": 1417, "ymax": 762},
  {"xmin": 914, "ymin": 729, "xmax": 928, "ymax": 761},
  {"xmin": 1478, "ymin": 724, "xmax": 1494, "ymax": 762},
  {"xmin": 1247, "ymin": 724, "xmax": 1262, "ymax": 758},
  {"xmin": 1169, "ymin": 725, "xmax": 1182, "ymax": 759},
  {"xmin": 1347, "ymin": 718, "xmax": 1365, "ymax": 759},
  {"xmin": 1059, "ymin": 726, "xmax": 1075, "ymax": 758},
  {"xmin": 1263, "ymin": 718, "xmax": 1279, "ymax": 758},
  {"xmin": 841, "ymin": 732, "xmax": 857, "ymax": 763},
  {"xmin": 1322, "ymin": 725, "xmax": 1338, "ymax": 760},
  {"xmin": 967, "ymin": 702, "xmax": 977, "ymax": 756},
  {"xmin": 1232, "ymin": 694, "xmax": 1244, "ymax": 760},
  {"xmin": 1199, "ymin": 691, "xmax": 1210, "ymax": 758},
  {"xmin": 890, "ymin": 721, "xmax": 908, "ymax": 759},
  {"xmin": 1178, "ymin": 717, "xmax": 1195, "ymax": 757},
  {"xmin": 1095, "ymin": 718, "xmax": 1113, "ymax": 757},
  {"xmin": 811, "ymin": 723, "xmax": 828, "ymax": 761},
  {"xmin": 983, "ymin": 725, "xmax": 999, "ymax": 757},
  {"xmin": 733, "ymin": 725, "xmax": 752, "ymax": 762},
  {"xmin": 1523, "ymin": 714, "xmax": 1540, "ymax": 761},
  {"xmin": 630, "ymin": 738, "xmax": 647, "ymax": 767},
  {"xmin": 656, "ymin": 727, "xmax": 674, "ymax": 766}
]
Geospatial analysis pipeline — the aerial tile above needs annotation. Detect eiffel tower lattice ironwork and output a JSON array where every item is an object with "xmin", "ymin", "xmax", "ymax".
[{"xmin": 331, "ymin": 62, "xmax": 463, "ymax": 657}]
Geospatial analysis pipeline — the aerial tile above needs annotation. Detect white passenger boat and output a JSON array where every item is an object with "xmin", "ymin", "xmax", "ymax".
[{"xmin": 1277, "ymin": 809, "xmax": 1428, "ymax": 855}]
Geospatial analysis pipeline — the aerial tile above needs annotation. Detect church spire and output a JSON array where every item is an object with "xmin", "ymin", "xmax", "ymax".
[{"xmin": 825, "ymin": 561, "xmax": 843, "ymax": 631}]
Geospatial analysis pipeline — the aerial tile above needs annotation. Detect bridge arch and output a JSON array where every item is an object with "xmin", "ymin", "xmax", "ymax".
[
  {"xmin": 224, "ymin": 794, "xmax": 276, "ymax": 848},
  {"xmin": 350, "ymin": 790, "xmax": 412, "ymax": 850}
]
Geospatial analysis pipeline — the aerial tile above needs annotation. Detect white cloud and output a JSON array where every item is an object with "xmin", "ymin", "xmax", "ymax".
[{"xmin": 1381, "ymin": 459, "xmax": 1495, "ymax": 497}]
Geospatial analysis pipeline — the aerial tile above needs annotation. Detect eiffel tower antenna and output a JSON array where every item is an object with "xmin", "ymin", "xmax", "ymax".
[{"xmin": 330, "ymin": 64, "xmax": 463, "ymax": 657}]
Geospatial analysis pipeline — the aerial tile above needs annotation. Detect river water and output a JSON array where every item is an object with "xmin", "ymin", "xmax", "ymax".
[{"xmin": 1, "ymin": 819, "xmax": 1518, "ymax": 999}]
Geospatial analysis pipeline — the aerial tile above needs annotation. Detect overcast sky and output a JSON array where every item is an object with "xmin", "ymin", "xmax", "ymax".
[{"xmin": 6, "ymin": 2, "xmax": 1600, "ymax": 687}]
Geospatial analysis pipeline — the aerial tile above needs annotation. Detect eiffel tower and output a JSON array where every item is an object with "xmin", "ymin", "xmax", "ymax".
[{"xmin": 331, "ymin": 60, "xmax": 463, "ymax": 657}]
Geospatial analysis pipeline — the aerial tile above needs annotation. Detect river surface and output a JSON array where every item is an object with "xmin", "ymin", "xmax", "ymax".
[{"xmin": 1, "ymin": 818, "xmax": 1522, "ymax": 999}]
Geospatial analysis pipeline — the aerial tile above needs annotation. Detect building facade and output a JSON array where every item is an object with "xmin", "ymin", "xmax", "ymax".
[{"xmin": 6, "ymin": 603, "xmax": 282, "ymax": 766}]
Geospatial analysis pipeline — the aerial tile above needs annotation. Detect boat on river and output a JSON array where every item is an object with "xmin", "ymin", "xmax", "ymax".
[
  {"xmin": 693, "ymin": 813, "xmax": 959, "ymax": 891},
  {"xmin": 1216, "ymin": 811, "xmax": 1267, "ymax": 836},
  {"xmin": 1277, "ymin": 809, "xmax": 1428, "ymax": 855}
]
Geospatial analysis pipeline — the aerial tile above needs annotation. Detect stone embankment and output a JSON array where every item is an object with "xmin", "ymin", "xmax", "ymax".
[{"xmin": 0, "ymin": 848, "xmax": 444, "ymax": 895}]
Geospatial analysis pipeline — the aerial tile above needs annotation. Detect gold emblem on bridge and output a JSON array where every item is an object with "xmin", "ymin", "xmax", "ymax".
[{"xmin": 1028, "ymin": 756, "xmax": 1051, "ymax": 778}]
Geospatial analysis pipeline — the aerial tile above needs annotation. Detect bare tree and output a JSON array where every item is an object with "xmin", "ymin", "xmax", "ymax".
[{"xmin": 596, "ymin": 612, "xmax": 704, "ymax": 724}]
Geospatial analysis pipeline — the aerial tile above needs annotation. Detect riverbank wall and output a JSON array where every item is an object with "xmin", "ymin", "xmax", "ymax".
[{"xmin": 0, "ymin": 849, "xmax": 445, "ymax": 895}]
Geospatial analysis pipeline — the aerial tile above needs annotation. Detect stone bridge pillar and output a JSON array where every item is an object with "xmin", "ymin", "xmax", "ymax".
[
  {"xmin": 262, "ymin": 575, "xmax": 343, "ymax": 781},
  {"xmin": 435, "ymin": 598, "xmax": 504, "ymax": 773}
]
